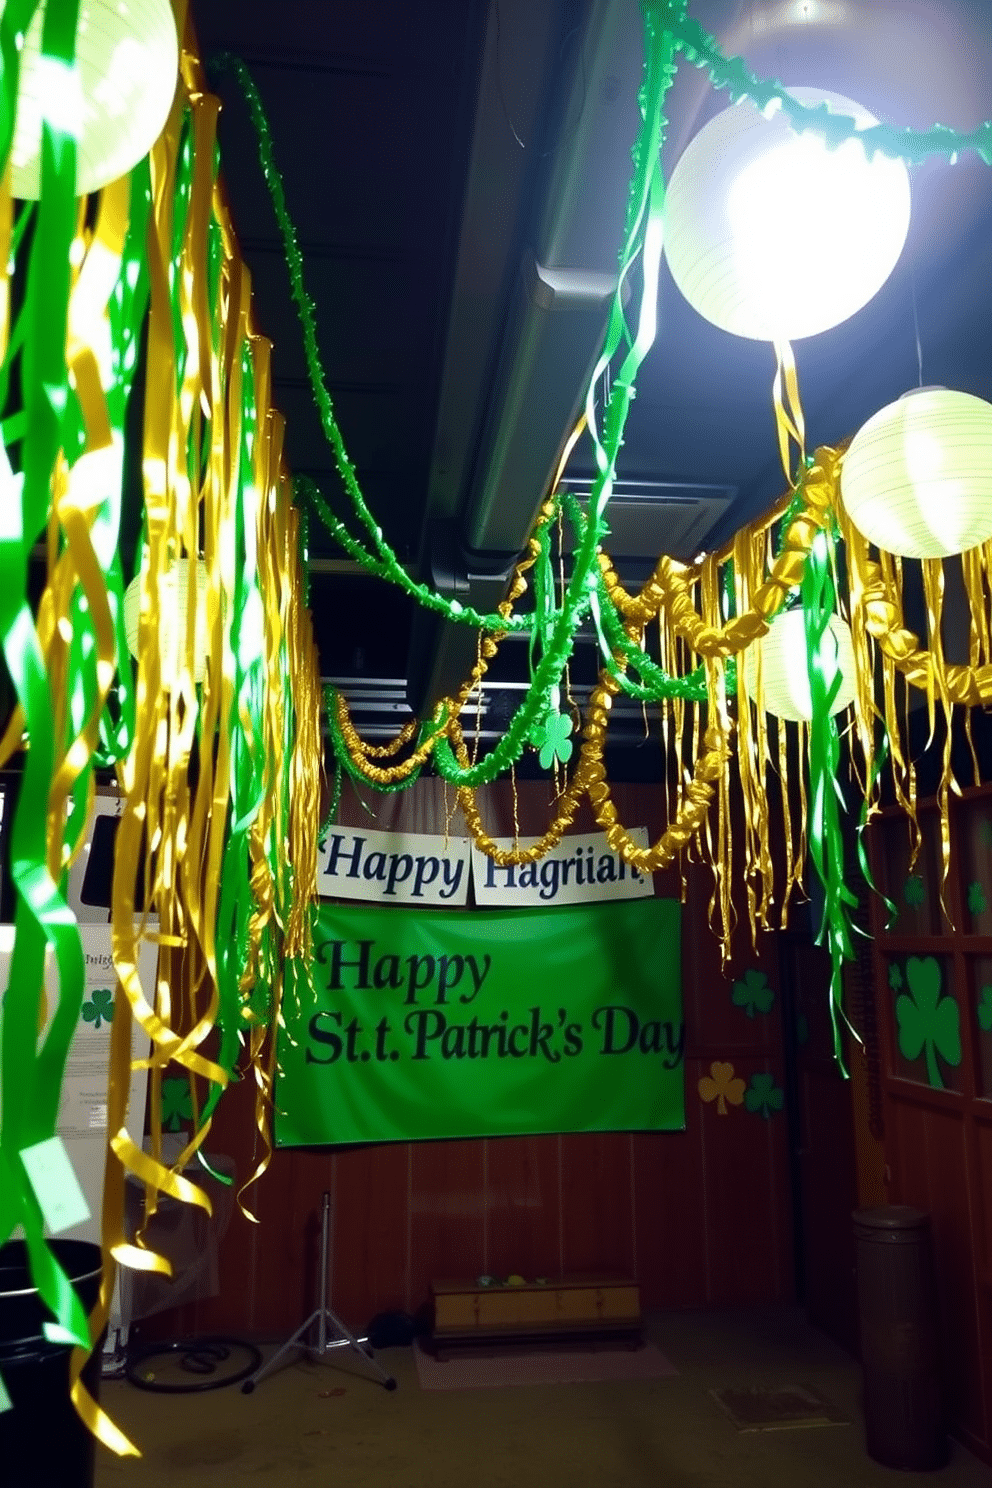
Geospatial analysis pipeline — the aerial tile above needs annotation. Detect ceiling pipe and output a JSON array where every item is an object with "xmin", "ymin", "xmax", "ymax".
[{"xmin": 406, "ymin": 0, "xmax": 643, "ymax": 718}]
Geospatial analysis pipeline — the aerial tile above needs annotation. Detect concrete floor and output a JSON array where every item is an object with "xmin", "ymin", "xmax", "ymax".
[{"xmin": 94, "ymin": 1307, "xmax": 988, "ymax": 1487}]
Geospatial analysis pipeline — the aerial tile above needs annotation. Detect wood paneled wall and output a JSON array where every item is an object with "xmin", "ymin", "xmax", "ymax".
[
  {"xmin": 868, "ymin": 787, "xmax": 992, "ymax": 1466},
  {"xmin": 138, "ymin": 779, "xmax": 795, "ymax": 1342}
]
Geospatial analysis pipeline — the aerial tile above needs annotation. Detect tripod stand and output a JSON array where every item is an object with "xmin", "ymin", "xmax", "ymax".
[{"xmin": 242, "ymin": 1190, "xmax": 397, "ymax": 1393}]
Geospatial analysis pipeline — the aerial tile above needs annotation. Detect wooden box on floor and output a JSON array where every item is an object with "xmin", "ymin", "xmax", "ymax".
[{"xmin": 429, "ymin": 1275, "xmax": 642, "ymax": 1356}]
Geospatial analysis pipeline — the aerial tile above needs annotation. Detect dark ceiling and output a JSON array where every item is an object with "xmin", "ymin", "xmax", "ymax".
[{"xmin": 191, "ymin": 0, "xmax": 992, "ymax": 747}]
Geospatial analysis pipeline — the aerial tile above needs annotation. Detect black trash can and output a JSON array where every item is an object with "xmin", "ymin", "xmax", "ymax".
[
  {"xmin": 852, "ymin": 1205, "xmax": 946, "ymax": 1471},
  {"xmin": 0, "ymin": 1239, "xmax": 105, "ymax": 1488}
]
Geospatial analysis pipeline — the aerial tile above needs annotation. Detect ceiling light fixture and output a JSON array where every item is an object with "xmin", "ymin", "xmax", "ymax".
[
  {"xmin": 663, "ymin": 87, "xmax": 912, "ymax": 341},
  {"xmin": 840, "ymin": 387, "xmax": 992, "ymax": 560},
  {"xmin": 4, "ymin": 0, "xmax": 179, "ymax": 200}
]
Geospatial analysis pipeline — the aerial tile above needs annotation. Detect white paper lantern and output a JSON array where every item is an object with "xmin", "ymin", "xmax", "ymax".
[
  {"xmin": 123, "ymin": 557, "xmax": 209, "ymax": 686},
  {"xmin": 3, "ymin": 0, "xmax": 178, "ymax": 200},
  {"xmin": 742, "ymin": 609, "xmax": 856, "ymax": 723},
  {"xmin": 663, "ymin": 87, "xmax": 912, "ymax": 341},
  {"xmin": 840, "ymin": 387, "xmax": 992, "ymax": 560}
]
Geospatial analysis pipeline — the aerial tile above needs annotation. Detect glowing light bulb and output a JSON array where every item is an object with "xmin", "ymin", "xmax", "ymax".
[
  {"xmin": 663, "ymin": 88, "xmax": 911, "ymax": 341},
  {"xmin": 742, "ymin": 609, "xmax": 856, "ymax": 722},
  {"xmin": 2, "ymin": 0, "xmax": 178, "ymax": 199},
  {"xmin": 841, "ymin": 388, "xmax": 992, "ymax": 559}
]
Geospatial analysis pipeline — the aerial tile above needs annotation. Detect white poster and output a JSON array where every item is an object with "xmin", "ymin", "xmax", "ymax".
[
  {"xmin": 471, "ymin": 828, "xmax": 656, "ymax": 908},
  {"xmin": 318, "ymin": 827, "xmax": 471, "ymax": 906},
  {"xmin": 0, "ymin": 924, "xmax": 155, "ymax": 1247}
]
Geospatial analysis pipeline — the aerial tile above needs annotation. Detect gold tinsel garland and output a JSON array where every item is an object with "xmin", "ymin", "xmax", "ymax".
[{"xmin": 332, "ymin": 433, "xmax": 992, "ymax": 967}]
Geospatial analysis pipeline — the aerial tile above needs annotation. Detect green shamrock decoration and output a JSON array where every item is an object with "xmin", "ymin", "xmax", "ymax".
[
  {"xmin": 977, "ymin": 986, "xmax": 992, "ymax": 1034},
  {"xmin": 896, "ymin": 956, "xmax": 961, "ymax": 1090},
  {"xmin": 744, "ymin": 1072, "xmax": 784, "ymax": 1119},
  {"xmin": 81, "ymin": 987, "xmax": 114, "ymax": 1029},
  {"xmin": 888, "ymin": 962, "xmax": 904, "ymax": 991},
  {"xmin": 731, "ymin": 968, "xmax": 774, "ymax": 1019},
  {"xmin": 968, "ymin": 882, "xmax": 988, "ymax": 916},
  {"xmin": 161, "ymin": 1077, "xmax": 194, "ymax": 1133},
  {"xmin": 536, "ymin": 710, "xmax": 573, "ymax": 770},
  {"xmin": 904, "ymin": 875, "xmax": 926, "ymax": 908}
]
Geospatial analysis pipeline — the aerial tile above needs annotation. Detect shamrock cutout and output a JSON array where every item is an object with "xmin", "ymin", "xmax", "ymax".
[
  {"xmin": 744, "ymin": 1072, "xmax": 784, "ymax": 1119},
  {"xmin": 968, "ymin": 882, "xmax": 988, "ymax": 916},
  {"xmin": 536, "ymin": 710, "xmax": 573, "ymax": 770},
  {"xmin": 977, "ymin": 986, "xmax": 992, "ymax": 1034},
  {"xmin": 896, "ymin": 955, "xmax": 961, "ymax": 1090},
  {"xmin": 904, "ymin": 875, "xmax": 926, "ymax": 908},
  {"xmin": 731, "ymin": 968, "xmax": 774, "ymax": 1019},
  {"xmin": 888, "ymin": 962, "xmax": 903, "ymax": 992},
  {"xmin": 81, "ymin": 987, "xmax": 114, "ymax": 1029},
  {"xmin": 161, "ymin": 1077, "xmax": 193, "ymax": 1133},
  {"xmin": 698, "ymin": 1062, "xmax": 745, "ymax": 1116}
]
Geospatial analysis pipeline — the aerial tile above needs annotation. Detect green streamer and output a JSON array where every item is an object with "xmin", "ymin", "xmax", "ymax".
[
  {"xmin": 294, "ymin": 474, "xmax": 527, "ymax": 633},
  {"xmin": 205, "ymin": 346, "xmax": 267, "ymax": 1133},
  {"xmin": 0, "ymin": 0, "xmax": 91, "ymax": 1353},
  {"xmin": 673, "ymin": 13, "xmax": 992, "ymax": 167},
  {"xmin": 802, "ymin": 529, "xmax": 858, "ymax": 1076}
]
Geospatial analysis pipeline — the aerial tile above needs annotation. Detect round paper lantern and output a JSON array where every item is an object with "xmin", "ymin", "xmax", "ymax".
[
  {"xmin": 840, "ymin": 387, "xmax": 992, "ymax": 560},
  {"xmin": 663, "ymin": 87, "xmax": 911, "ymax": 341},
  {"xmin": 123, "ymin": 558, "xmax": 210, "ymax": 686},
  {"xmin": 4, "ymin": 0, "xmax": 178, "ymax": 200},
  {"xmin": 742, "ymin": 610, "xmax": 856, "ymax": 723}
]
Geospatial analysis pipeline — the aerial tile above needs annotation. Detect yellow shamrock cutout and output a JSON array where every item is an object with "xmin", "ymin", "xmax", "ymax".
[{"xmin": 698, "ymin": 1061, "xmax": 746, "ymax": 1116}]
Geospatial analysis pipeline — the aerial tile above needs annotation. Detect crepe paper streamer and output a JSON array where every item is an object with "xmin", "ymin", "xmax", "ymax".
[
  {"xmin": 0, "ymin": 1372, "xmax": 11, "ymax": 1413},
  {"xmin": 671, "ymin": 10, "xmax": 992, "ymax": 168},
  {"xmin": 697, "ymin": 1061, "xmax": 745, "ymax": 1116},
  {"xmin": 841, "ymin": 389, "xmax": 992, "ymax": 560},
  {"xmin": 663, "ymin": 87, "xmax": 910, "ymax": 343}
]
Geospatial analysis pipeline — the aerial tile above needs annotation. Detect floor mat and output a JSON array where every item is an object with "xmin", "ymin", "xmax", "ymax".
[
  {"xmin": 709, "ymin": 1383, "xmax": 850, "ymax": 1431},
  {"xmin": 414, "ymin": 1340, "xmax": 678, "ymax": 1391}
]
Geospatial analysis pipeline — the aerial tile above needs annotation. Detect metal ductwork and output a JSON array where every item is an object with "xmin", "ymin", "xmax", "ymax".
[{"xmin": 405, "ymin": 0, "xmax": 644, "ymax": 717}]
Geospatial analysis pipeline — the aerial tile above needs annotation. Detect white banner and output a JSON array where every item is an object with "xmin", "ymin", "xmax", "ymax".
[
  {"xmin": 472, "ymin": 828, "xmax": 655, "ymax": 908},
  {"xmin": 318, "ymin": 828, "xmax": 471, "ymax": 906}
]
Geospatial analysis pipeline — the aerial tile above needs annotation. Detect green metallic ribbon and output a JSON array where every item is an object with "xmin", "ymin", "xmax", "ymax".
[
  {"xmin": 201, "ymin": 347, "xmax": 266, "ymax": 1142},
  {"xmin": 95, "ymin": 157, "xmax": 153, "ymax": 768},
  {"xmin": 0, "ymin": 0, "xmax": 91, "ymax": 1351},
  {"xmin": 802, "ymin": 529, "xmax": 858, "ymax": 1076}
]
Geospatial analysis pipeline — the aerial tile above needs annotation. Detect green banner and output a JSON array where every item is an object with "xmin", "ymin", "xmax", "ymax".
[{"xmin": 276, "ymin": 898, "xmax": 683, "ymax": 1146}]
